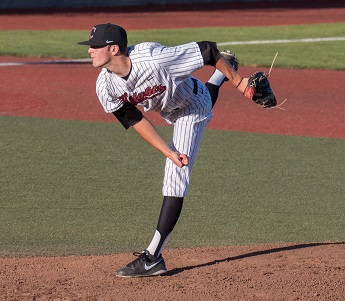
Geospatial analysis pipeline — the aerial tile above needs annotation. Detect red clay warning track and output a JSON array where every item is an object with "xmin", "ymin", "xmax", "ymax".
[{"xmin": 1, "ymin": 1, "xmax": 345, "ymax": 138}]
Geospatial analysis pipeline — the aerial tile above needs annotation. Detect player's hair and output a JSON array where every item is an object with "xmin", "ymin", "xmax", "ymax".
[{"xmin": 118, "ymin": 45, "xmax": 128, "ymax": 55}]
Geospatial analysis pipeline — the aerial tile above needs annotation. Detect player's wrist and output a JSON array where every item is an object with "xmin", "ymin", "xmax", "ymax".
[
  {"xmin": 237, "ymin": 77, "xmax": 249, "ymax": 95},
  {"xmin": 235, "ymin": 77, "xmax": 243, "ymax": 88}
]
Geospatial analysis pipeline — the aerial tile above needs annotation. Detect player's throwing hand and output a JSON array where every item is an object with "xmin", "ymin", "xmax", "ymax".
[{"xmin": 171, "ymin": 152, "xmax": 188, "ymax": 168}]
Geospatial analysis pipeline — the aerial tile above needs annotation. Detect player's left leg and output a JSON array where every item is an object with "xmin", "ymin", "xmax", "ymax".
[
  {"xmin": 145, "ymin": 115, "xmax": 209, "ymax": 253},
  {"xmin": 146, "ymin": 195, "xmax": 183, "ymax": 257},
  {"xmin": 148, "ymin": 80, "xmax": 211, "ymax": 254},
  {"xmin": 115, "ymin": 79, "xmax": 212, "ymax": 278},
  {"xmin": 144, "ymin": 104, "xmax": 210, "ymax": 254},
  {"xmin": 115, "ymin": 195, "xmax": 184, "ymax": 277}
]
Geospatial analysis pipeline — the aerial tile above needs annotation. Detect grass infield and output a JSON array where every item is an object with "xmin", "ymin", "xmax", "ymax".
[{"xmin": 1, "ymin": 116, "xmax": 344, "ymax": 257}]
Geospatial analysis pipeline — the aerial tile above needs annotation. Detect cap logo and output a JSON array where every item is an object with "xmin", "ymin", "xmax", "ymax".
[
  {"xmin": 90, "ymin": 27, "xmax": 97, "ymax": 39},
  {"xmin": 78, "ymin": 24, "xmax": 127, "ymax": 47}
]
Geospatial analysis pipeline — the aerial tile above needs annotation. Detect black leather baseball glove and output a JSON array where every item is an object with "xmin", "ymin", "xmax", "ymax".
[{"xmin": 244, "ymin": 71, "xmax": 277, "ymax": 108}]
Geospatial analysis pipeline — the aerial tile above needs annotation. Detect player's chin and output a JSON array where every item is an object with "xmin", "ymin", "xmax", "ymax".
[
  {"xmin": 91, "ymin": 60, "xmax": 100, "ymax": 67},
  {"xmin": 91, "ymin": 59, "xmax": 102, "ymax": 68}
]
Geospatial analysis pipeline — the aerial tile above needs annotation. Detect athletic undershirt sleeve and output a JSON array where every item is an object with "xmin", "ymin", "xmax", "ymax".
[
  {"xmin": 196, "ymin": 41, "xmax": 222, "ymax": 66},
  {"xmin": 113, "ymin": 103, "xmax": 143, "ymax": 129}
]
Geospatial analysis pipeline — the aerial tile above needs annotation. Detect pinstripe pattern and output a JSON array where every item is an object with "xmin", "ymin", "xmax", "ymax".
[
  {"xmin": 162, "ymin": 78, "xmax": 212, "ymax": 197},
  {"xmin": 95, "ymin": 42, "xmax": 212, "ymax": 197},
  {"xmin": 96, "ymin": 42, "xmax": 204, "ymax": 123}
]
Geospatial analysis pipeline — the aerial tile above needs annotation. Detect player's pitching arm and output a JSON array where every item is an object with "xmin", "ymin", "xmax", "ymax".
[
  {"xmin": 112, "ymin": 103, "xmax": 188, "ymax": 168},
  {"xmin": 133, "ymin": 117, "xmax": 188, "ymax": 168}
]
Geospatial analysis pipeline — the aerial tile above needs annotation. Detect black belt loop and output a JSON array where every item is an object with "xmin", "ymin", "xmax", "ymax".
[{"xmin": 191, "ymin": 78, "xmax": 198, "ymax": 95}]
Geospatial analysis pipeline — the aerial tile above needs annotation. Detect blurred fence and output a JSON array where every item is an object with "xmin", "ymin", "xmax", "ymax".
[{"xmin": 0, "ymin": 0, "xmax": 305, "ymax": 11}]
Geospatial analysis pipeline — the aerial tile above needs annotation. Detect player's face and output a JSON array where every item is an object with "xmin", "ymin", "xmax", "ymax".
[{"xmin": 88, "ymin": 45, "xmax": 112, "ymax": 68}]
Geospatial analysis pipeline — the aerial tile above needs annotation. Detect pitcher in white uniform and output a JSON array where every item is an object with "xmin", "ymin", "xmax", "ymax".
[{"xmin": 78, "ymin": 23, "xmax": 250, "ymax": 278}]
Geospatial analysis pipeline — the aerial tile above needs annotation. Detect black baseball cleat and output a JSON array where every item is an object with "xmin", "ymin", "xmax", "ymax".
[{"xmin": 115, "ymin": 250, "xmax": 167, "ymax": 278}]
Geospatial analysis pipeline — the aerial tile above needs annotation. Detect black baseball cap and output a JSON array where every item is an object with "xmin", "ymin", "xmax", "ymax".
[{"xmin": 77, "ymin": 23, "xmax": 127, "ymax": 47}]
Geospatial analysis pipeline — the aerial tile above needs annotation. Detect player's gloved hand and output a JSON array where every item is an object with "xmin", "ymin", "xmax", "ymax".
[{"xmin": 243, "ymin": 71, "xmax": 277, "ymax": 108}]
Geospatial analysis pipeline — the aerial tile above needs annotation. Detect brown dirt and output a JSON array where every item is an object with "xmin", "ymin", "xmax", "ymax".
[
  {"xmin": 1, "ymin": 2, "xmax": 344, "ymax": 300},
  {"xmin": 1, "ymin": 243, "xmax": 344, "ymax": 301}
]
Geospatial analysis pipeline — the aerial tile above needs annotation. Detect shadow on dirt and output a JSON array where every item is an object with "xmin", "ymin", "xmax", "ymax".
[{"xmin": 166, "ymin": 241, "xmax": 345, "ymax": 276}]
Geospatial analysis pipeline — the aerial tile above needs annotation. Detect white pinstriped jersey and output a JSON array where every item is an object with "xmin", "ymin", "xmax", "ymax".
[{"xmin": 95, "ymin": 42, "xmax": 205, "ymax": 123}]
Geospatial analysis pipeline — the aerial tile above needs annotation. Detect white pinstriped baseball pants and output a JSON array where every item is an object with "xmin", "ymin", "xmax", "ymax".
[{"xmin": 162, "ymin": 78, "xmax": 212, "ymax": 197}]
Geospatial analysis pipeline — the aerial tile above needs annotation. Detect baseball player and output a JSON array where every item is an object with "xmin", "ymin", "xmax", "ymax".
[{"xmin": 78, "ymin": 23, "xmax": 276, "ymax": 278}]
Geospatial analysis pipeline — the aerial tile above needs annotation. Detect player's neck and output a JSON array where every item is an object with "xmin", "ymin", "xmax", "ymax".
[{"xmin": 107, "ymin": 55, "xmax": 131, "ymax": 77}]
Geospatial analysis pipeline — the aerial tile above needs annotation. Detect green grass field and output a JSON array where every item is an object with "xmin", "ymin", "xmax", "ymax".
[
  {"xmin": 1, "ymin": 23, "xmax": 345, "ymax": 69},
  {"xmin": 1, "ymin": 117, "xmax": 344, "ymax": 257},
  {"xmin": 1, "ymin": 23, "xmax": 345, "ymax": 258}
]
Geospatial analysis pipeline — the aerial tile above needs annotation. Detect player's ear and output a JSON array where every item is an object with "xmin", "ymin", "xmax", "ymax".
[{"xmin": 110, "ymin": 45, "xmax": 120, "ymax": 56}]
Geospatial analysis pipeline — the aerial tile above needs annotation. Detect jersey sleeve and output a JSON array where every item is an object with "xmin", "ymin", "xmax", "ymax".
[
  {"xmin": 196, "ymin": 41, "xmax": 222, "ymax": 66},
  {"xmin": 150, "ymin": 42, "xmax": 204, "ymax": 78},
  {"xmin": 113, "ymin": 102, "xmax": 143, "ymax": 129},
  {"xmin": 95, "ymin": 69, "xmax": 123, "ymax": 113}
]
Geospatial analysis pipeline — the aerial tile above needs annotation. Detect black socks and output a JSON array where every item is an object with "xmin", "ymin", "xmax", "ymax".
[{"xmin": 146, "ymin": 196, "xmax": 184, "ymax": 257}]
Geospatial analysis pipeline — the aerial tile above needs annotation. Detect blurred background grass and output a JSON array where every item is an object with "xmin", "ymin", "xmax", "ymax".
[{"xmin": 1, "ymin": 23, "xmax": 345, "ymax": 69}]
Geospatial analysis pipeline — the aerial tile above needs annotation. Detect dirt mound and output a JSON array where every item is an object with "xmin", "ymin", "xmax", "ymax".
[{"xmin": 1, "ymin": 242, "xmax": 344, "ymax": 300}]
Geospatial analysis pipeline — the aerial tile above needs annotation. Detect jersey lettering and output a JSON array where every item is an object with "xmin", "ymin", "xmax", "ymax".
[{"xmin": 119, "ymin": 84, "xmax": 167, "ymax": 105}]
